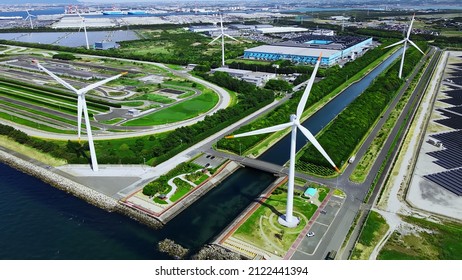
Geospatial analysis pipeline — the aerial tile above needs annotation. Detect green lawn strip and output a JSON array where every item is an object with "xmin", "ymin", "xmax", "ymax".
[
  {"xmin": 333, "ymin": 189, "xmax": 346, "ymax": 198},
  {"xmin": 123, "ymin": 90, "xmax": 218, "ymax": 126},
  {"xmin": 166, "ymin": 64, "xmax": 184, "ymax": 70},
  {"xmin": 142, "ymin": 162, "xmax": 202, "ymax": 198},
  {"xmin": 0, "ymin": 80, "xmax": 110, "ymax": 112},
  {"xmin": 153, "ymin": 197, "xmax": 168, "ymax": 204},
  {"xmin": 349, "ymin": 54, "xmax": 429, "ymax": 183},
  {"xmin": 0, "ymin": 111, "xmax": 74, "ymax": 134},
  {"xmin": 177, "ymin": 92, "xmax": 195, "ymax": 99},
  {"xmin": 0, "ymin": 99, "xmax": 78, "ymax": 126},
  {"xmin": 232, "ymin": 186, "xmax": 317, "ymax": 257},
  {"xmin": 316, "ymin": 186, "xmax": 330, "ymax": 202},
  {"xmin": 351, "ymin": 211, "xmax": 389, "ymax": 260},
  {"xmin": 132, "ymin": 93, "xmax": 175, "ymax": 104},
  {"xmin": 120, "ymin": 101, "xmax": 145, "ymax": 107},
  {"xmin": 193, "ymin": 173, "xmax": 209, "ymax": 185},
  {"xmin": 169, "ymin": 177, "xmax": 194, "ymax": 202},
  {"xmin": 0, "ymin": 85, "xmax": 104, "ymax": 115}
]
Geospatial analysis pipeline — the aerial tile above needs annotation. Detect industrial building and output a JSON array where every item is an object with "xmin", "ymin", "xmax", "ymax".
[
  {"xmin": 211, "ymin": 67, "xmax": 276, "ymax": 87},
  {"xmin": 244, "ymin": 35, "xmax": 373, "ymax": 66}
]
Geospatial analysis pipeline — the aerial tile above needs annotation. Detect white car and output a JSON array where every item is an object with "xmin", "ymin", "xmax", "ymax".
[{"xmin": 306, "ymin": 231, "xmax": 315, "ymax": 237}]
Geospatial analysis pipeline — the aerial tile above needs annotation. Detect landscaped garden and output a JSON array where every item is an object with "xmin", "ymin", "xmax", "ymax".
[{"xmin": 231, "ymin": 183, "xmax": 329, "ymax": 257}]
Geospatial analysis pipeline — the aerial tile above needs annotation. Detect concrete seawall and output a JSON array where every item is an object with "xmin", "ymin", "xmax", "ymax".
[{"xmin": 0, "ymin": 149, "xmax": 163, "ymax": 229}]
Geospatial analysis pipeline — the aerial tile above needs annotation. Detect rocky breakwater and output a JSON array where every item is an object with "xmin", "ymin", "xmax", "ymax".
[
  {"xmin": 0, "ymin": 150, "xmax": 117, "ymax": 210},
  {"xmin": 192, "ymin": 244, "xmax": 245, "ymax": 260}
]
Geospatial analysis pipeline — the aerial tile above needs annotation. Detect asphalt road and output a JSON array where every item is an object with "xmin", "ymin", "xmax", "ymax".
[{"xmin": 204, "ymin": 47, "xmax": 440, "ymax": 259}]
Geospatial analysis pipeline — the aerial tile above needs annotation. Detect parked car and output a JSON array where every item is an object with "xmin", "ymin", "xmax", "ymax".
[{"xmin": 306, "ymin": 231, "xmax": 315, "ymax": 237}]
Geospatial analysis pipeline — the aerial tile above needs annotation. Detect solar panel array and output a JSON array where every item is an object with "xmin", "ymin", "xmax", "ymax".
[
  {"xmin": 424, "ymin": 72, "xmax": 462, "ymax": 196},
  {"xmin": 435, "ymin": 109, "xmax": 462, "ymax": 129},
  {"xmin": 425, "ymin": 168, "xmax": 462, "ymax": 196},
  {"xmin": 439, "ymin": 89, "xmax": 462, "ymax": 106},
  {"xmin": 447, "ymin": 105, "xmax": 462, "ymax": 115}
]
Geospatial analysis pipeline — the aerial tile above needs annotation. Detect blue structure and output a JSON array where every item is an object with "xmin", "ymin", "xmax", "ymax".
[
  {"xmin": 244, "ymin": 35, "xmax": 373, "ymax": 66},
  {"xmin": 304, "ymin": 188, "xmax": 317, "ymax": 197},
  {"xmin": 94, "ymin": 42, "xmax": 120, "ymax": 50}
]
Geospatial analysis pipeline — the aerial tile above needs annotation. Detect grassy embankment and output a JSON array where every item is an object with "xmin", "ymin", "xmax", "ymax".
[
  {"xmin": 351, "ymin": 211, "xmax": 389, "ymax": 260},
  {"xmin": 0, "ymin": 135, "xmax": 67, "ymax": 166},
  {"xmin": 239, "ymin": 47, "xmax": 398, "ymax": 159},
  {"xmin": 378, "ymin": 216, "xmax": 462, "ymax": 260}
]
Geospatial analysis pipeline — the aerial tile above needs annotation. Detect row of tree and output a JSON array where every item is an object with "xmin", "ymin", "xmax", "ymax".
[
  {"xmin": 217, "ymin": 39, "xmax": 398, "ymax": 154},
  {"xmin": 298, "ymin": 42, "xmax": 428, "ymax": 173}
]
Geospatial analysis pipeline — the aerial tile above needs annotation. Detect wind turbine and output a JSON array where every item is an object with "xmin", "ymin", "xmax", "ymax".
[
  {"xmin": 25, "ymin": 10, "xmax": 36, "ymax": 29},
  {"xmin": 226, "ymin": 54, "xmax": 339, "ymax": 228},
  {"xmin": 77, "ymin": 12, "xmax": 90, "ymax": 50},
  {"xmin": 208, "ymin": 14, "xmax": 239, "ymax": 67},
  {"xmin": 384, "ymin": 14, "xmax": 424, "ymax": 79},
  {"xmin": 33, "ymin": 60, "xmax": 127, "ymax": 172}
]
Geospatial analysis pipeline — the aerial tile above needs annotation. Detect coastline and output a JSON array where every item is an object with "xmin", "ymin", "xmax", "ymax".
[{"xmin": 0, "ymin": 149, "xmax": 164, "ymax": 230}]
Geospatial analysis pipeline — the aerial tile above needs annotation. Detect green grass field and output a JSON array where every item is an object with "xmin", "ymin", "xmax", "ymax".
[
  {"xmin": 123, "ymin": 90, "xmax": 218, "ymax": 126},
  {"xmin": 132, "ymin": 93, "xmax": 175, "ymax": 104},
  {"xmin": 351, "ymin": 211, "xmax": 389, "ymax": 260},
  {"xmin": 232, "ymin": 186, "xmax": 318, "ymax": 257},
  {"xmin": 169, "ymin": 178, "xmax": 194, "ymax": 202},
  {"xmin": 378, "ymin": 217, "xmax": 462, "ymax": 260}
]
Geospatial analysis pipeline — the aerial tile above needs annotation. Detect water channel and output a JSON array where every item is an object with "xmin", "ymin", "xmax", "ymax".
[
  {"xmin": 0, "ymin": 48, "xmax": 402, "ymax": 259},
  {"xmin": 259, "ymin": 48, "xmax": 403, "ymax": 165}
]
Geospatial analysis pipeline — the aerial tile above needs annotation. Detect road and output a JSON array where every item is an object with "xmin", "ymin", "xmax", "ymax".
[{"xmin": 204, "ymin": 46, "xmax": 439, "ymax": 259}]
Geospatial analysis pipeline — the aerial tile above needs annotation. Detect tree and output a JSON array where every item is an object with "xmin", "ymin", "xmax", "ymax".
[{"xmin": 264, "ymin": 79, "xmax": 293, "ymax": 92}]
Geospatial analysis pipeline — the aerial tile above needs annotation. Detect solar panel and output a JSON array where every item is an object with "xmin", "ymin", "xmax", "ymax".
[{"xmin": 424, "ymin": 169, "xmax": 462, "ymax": 196}]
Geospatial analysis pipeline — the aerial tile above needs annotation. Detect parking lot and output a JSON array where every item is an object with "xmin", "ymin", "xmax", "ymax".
[{"xmin": 290, "ymin": 196, "xmax": 344, "ymax": 259}]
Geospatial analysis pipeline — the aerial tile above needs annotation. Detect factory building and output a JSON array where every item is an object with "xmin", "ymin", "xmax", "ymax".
[{"xmin": 243, "ymin": 35, "xmax": 373, "ymax": 66}]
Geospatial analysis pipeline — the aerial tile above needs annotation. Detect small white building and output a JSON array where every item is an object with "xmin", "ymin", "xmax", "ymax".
[
  {"xmin": 211, "ymin": 67, "xmax": 276, "ymax": 87},
  {"xmin": 127, "ymin": 109, "xmax": 140, "ymax": 116}
]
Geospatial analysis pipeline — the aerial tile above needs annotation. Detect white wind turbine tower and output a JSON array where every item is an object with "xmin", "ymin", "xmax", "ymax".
[
  {"xmin": 77, "ymin": 12, "xmax": 90, "ymax": 50},
  {"xmin": 33, "ymin": 60, "xmax": 127, "ymax": 172},
  {"xmin": 25, "ymin": 10, "xmax": 36, "ymax": 29},
  {"xmin": 226, "ymin": 54, "xmax": 339, "ymax": 228},
  {"xmin": 209, "ymin": 14, "xmax": 239, "ymax": 67},
  {"xmin": 384, "ymin": 14, "xmax": 424, "ymax": 79}
]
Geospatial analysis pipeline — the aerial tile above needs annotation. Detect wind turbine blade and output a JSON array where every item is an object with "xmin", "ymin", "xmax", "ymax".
[
  {"xmin": 78, "ymin": 72, "xmax": 127, "ymax": 94},
  {"xmin": 226, "ymin": 122, "xmax": 292, "ymax": 139},
  {"xmin": 296, "ymin": 54, "xmax": 322, "ymax": 118},
  {"xmin": 77, "ymin": 95, "xmax": 83, "ymax": 139},
  {"xmin": 408, "ymin": 39, "xmax": 424, "ymax": 55},
  {"xmin": 383, "ymin": 39, "xmax": 406, "ymax": 49},
  {"xmin": 224, "ymin": 33, "xmax": 239, "ymax": 42},
  {"xmin": 406, "ymin": 14, "xmax": 415, "ymax": 39},
  {"xmin": 297, "ymin": 124, "xmax": 339, "ymax": 172},
  {"xmin": 208, "ymin": 35, "xmax": 222, "ymax": 45},
  {"xmin": 33, "ymin": 60, "xmax": 78, "ymax": 93}
]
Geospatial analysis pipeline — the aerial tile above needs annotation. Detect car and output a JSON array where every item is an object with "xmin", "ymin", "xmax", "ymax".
[
  {"xmin": 210, "ymin": 156, "xmax": 215, "ymax": 159},
  {"xmin": 205, "ymin": 155, "xmax": 210, "ymax": 158},
  {"xmin": 306, "ymin": 231, "xmax": 315, "ymax": 237},
  {"xmin": 320, "ymin": 210, "xmax": 327, "ymax": 214}
]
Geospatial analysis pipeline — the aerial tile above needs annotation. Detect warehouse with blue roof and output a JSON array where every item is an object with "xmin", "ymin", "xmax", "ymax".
[{"xmin": 244, "ymin": 35, "xmax": 373, "ymax": 66}]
